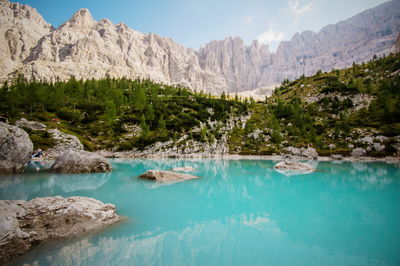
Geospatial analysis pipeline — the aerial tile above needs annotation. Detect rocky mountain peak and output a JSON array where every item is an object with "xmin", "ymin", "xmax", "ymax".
[
  {"xmin": 63, "ymin": 8, "xmax": 95, "ymax": 28},
  {"xmin": 0, "ymin": 0, "xmax": 399, "ymax": 95}
]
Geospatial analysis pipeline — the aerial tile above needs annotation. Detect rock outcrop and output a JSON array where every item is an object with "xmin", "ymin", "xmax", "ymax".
[
  {"xmin": 0, "ymin": 122, "xmax": 33, "ymax": 173},
  {"xmin": 138, "ymin": 170, "xmax": 199, "ymax": 182},
  {"xmin": 46, "ymin": 129, "xmax": 84, "ymax": 158},
  {"xmin": 51, "ymin": 149, "xmax": 111, "ymax": 173},
  {"xmin": 0, "ymin": 0, "xmax": 52, "ymax": 79},
  {"xmin": 351, "ymin": 148, "xmax": 367, "ymax": 158},
  {"xmin": 0, "ymin": 0, "xmax": 399, "ymax": 94},
  {"xmin": 198, "ymin": 38, "xmax": 272, "ymax": 92},
  {"xmin": 283, "ymin": 146, "xmax": 318, "ymax": 160},
  {"xmin": 198, "ymin": 0, "xmax": 400, "ymax": 91},
  {"xmin": 15, "ymin": 118, "xmax": 46, "ymax": 131},
  {"xmin": 1, "ymin": 1, "xmax": 226, "ymax": 94},
  {"xmin": 0, "ymin": 196, "xmax": 119, "ymax": 263}
]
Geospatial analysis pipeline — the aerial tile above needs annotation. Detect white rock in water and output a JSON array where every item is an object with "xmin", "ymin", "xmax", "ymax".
[
  {"xmin": 138, "ymin": 170, "xmax": 198, "ymax": 183},
  {"xmin": 172, "ymin": 166, "xmax": 194, "ymax": 172},
  {"xmin": 0, "ymin": 196, "xmax": 120, "ymax": 263},
  {"xmin": 274, "ymin": 160, "xmax": 315, "ymax": 171},
  {"xmin": 274, "ymin": 160, "xmax": 315, "ymax": 176},
  {"xmin": 51, "ymin": 149, "xmax": 111, "ymax": 173}
]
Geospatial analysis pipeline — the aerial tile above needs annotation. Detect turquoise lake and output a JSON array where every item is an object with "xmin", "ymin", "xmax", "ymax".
[{"xmin": 1, "ymin": 159, "xmax": 400, "ymax": 266}]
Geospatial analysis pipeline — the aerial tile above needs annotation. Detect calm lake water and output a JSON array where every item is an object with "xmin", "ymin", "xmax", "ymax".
[{"xmin": 1, "ymin": 159, "xmax": 400, "ymax": 266}]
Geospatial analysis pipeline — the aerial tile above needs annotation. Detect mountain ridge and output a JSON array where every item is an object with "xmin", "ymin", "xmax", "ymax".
[{"xmin": 0, "ymin": 0, "xmax": 399, "ymax": 94}]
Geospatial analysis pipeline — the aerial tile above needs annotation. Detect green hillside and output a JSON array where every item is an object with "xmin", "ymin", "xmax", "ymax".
[
  {"xmin": 229, "ymin": 53, "xmax": 400, "ymax": 156},
  {"xmin": 0, "ymin": 77, "xmax": 249, "ymax": 151},
  {"xmin": 1, "ymin": 53, "xmax": 399, "ymax": 157}
]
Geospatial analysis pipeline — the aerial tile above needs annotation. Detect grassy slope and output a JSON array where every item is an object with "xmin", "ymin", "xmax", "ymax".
[{"xmin": 228, "ymin": 53, "xmax": 400, "ymax": 156}]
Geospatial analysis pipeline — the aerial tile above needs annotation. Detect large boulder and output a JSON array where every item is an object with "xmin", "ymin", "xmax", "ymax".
[
  {"xmin": 0, "ymin": 196, "xmax": 120, "ymax": 263},
  {"xmin": 301, "ymin": 147, "xmax": 318, "ymax": 160},
  {"xmin": 274, "ymin": 160, "xmax": 315, "ymax": 171},
  {"xmin": 138, "ymin": 170, "xmax": 199, "ymax": 182},
  {"xmin": 0, "ymin": 123, "xmax": 33, "ymax": 174},
  {"xmin": 51, "ymin": 150, "xmax": 111, "ymax": 173}
]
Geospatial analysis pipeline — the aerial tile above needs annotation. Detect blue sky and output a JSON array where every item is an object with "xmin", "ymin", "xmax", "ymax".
[{"xmin": 15, "ymin": 0, "xmax": 389, "ymax": 51}]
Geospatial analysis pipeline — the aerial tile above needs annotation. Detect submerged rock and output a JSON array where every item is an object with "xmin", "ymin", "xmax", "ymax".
[
  {"xmin": 138, "ymin": 170, "xmax": 199, "ymax": 183},
  {"xmin": 171, "ymin": 166, "xmax": 194, "ymax": 172},
  {"xmin": 0, "ymin": 196, "xmax": 120, "ymax": 263},
  {"xmin": 0, "ymin": 122, "xmax": 33, "ymax": 174},
  {"xmin": 51, "ymin": 150, "xmax": 111, "ymax": 173}
]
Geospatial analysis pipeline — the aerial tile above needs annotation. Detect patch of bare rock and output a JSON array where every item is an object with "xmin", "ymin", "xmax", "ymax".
[
  {"xmin": 283, "ymin": 147, "xmax": 318, "ymax": 160},
  {"xmin": 51, "ymin": 150, "xmax": 111, "ymax": 173},
  {"xmin": 0, "ymin": 196, "xmax": 120, "ymax": 264}
]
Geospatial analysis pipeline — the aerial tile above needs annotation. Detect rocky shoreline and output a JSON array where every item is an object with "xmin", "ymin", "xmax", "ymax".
[{"xmin": 96, "ymin": 150, "xmax": 400, "ymax": 163}]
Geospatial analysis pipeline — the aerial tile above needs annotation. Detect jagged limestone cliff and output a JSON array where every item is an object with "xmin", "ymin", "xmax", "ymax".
[{"xmin": 0, "ymin": 0, "xmax": 399, "ymax": 94}]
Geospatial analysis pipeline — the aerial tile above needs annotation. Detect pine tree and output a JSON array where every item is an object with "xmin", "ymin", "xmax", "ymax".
[
  {"xmin": 140, "ymin": 114, "xmax": 150, "ymax": 139},
  {"xmin": 105, "ymin": 100, "xmax": 116, "ymax": 126},
  {"xmin": 132, "ymin": 87, "xmax": 147, "ymax": 112}
]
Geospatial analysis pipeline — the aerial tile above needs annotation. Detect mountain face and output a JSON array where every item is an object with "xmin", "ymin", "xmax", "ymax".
[
  {"xmin": 199, "ymin": 0, "xmax": 400, "ymax": 91},
  {"xmin": 0, "ymin": 0, "xmax": 52, "ymax": 79},
  {"xmin": 0, "ymin": 0, "xmax": 399, "ymax": 94}
]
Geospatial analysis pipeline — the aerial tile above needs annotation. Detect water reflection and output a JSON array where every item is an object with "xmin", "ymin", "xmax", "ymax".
[
  {"xmin": 17, "ymin": 212, "xmax": 390, "ymax": 266},
  {"xmin": 0, "ymin": 171, "xmax": 111, "ymax": 200}
]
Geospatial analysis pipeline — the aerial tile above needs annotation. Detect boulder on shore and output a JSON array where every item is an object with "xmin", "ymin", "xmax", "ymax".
[
  {"xmin": 46, "ymin": 129, "xmax": 84, "ymax": 159},
  {"xmin": 171, "ymin": 166, "xmax": 194, "ymax": 172},
  {"xmin": 138, "ymin": 170, "xmax": 199, "ymax": 182},
  {"xmin": 351, "ymin": 148, "xmax": 367, "ymax": 158},
  {"xmin": 0, "ymin": 122, "xmax": 33, "ymax": 174},
  {"xmin": 0, "ymin": 196, "xmax": 120, "ymax": 264},
  {"xmin": 51, "ymin": 150, "xmax": 111, "ymax": 173},
  {"xmin": 274, "ymin": 160, "xmax": 315, "ymax": 176}
]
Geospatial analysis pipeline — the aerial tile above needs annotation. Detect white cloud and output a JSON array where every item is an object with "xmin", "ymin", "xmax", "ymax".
[
  {"xmin": 257, "ymin": 29, "xmax": 284, "ymax": 45},
  {"xmin": 289, "ymin": 0, "xmax": 314, "ymax": 15}
]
